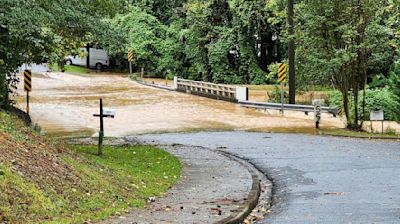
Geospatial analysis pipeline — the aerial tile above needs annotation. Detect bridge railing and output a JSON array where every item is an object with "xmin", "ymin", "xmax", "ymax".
[{"xmin": 173, "ymin": 77, "xmax": 248, "ymax": 102}]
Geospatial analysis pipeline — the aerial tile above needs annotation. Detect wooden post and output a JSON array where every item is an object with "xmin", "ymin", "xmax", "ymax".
[
  {"xmin": 98, "ymin": 99, "xmax": 104, "ymax": 156},
  {"xmin": 288, "ymin": 0, "xmax": 296, "ymax": 104},
  {"xmin": 26, "ymin": 92, "xmax": 29, "ymax": 114},
  {"xmin": 280, "ymin": 82, "xmax": 284, "ymax": 114}
]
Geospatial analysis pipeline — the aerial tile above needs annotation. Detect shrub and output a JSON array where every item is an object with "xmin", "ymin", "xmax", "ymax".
[{"xmin": 329, "ymin": 88, "xmax": 400, "ymax": 122}]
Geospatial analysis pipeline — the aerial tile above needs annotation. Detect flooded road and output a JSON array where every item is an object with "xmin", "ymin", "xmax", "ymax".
[{"xmin": 15, "ymin": 72, "xmax": 344, "ymax": 137}]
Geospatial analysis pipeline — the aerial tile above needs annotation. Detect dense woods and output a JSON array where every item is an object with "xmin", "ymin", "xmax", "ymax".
[{"xmin": 1, "ymin": 0, "xmax": 399, "ymax": 128}]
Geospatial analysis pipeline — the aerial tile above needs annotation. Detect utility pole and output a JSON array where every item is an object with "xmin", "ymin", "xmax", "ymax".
[
  {"xmin": 288, "ymin": 0, "xmax": 296, "ymax": 104},
  {"xmin": 86, "ymin": 44, "xmax": 90, "ymax": 69}
]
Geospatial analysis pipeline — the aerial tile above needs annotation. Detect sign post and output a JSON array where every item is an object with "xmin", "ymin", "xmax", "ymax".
[
  {"xmin": 24, "ymin": 70, "xmax": 32, "ymax": 114},
  {"xmin": 370, "ymin": 110, "xmax": 384, "ymax": 134},
  {"xmin": 93, "ymin": 99, "xmax": 116, "ymax": 156},
  {"xmin": 278, "ymin": 63, "xmax": 287, "ymax": 114},
  {"xmin": 128, "ymin": 49, "xmax": 134, "ymax": 76}
]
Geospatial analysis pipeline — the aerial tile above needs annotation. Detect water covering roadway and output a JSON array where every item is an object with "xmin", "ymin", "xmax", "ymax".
[{"xmin": 15, "ymin": 72, "xmax": 343, "ymax": 137}]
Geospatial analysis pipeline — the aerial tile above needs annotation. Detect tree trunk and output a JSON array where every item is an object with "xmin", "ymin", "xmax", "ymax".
[
  {"xmin": 342, "ymin": 89, "xmax": 350, "ymax": 125},
  {"xmin": 259, "ymin": 33, "xmax": 268, "ymax": 72}
]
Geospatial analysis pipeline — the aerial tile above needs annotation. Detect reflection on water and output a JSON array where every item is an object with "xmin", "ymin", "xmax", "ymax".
[{"xmin": 14, "ymin": 72, "xmax": 345, "ymax": 137}]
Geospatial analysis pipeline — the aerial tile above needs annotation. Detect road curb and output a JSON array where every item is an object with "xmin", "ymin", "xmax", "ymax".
[{"xmin": 216, "ymin": 151, "xmax": 263, "ymax": 224}]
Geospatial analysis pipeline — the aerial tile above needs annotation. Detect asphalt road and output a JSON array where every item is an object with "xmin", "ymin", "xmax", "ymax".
[{"xmin": 138, "ymin": 132, "xmax": 400, "ymax": 223}]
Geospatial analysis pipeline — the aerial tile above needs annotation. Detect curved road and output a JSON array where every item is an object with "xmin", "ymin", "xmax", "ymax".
[{"xmin": 137, "ymin": 132, "xmax": 400, "ymax": 223}]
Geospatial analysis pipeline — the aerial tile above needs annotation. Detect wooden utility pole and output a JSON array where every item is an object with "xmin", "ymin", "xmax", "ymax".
[
  {"xmin": 288, "ymin": 0, "xmax": 296, "ymax": 104},
  {"xmin": 86, "ymin": 44, "xmax": 90, "ymax": 69}
]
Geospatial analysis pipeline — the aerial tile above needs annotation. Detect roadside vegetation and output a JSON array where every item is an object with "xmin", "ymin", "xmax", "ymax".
[
  {"xmin": 0, "ymin": 110, "xmax": 181, "ymax": 223},
  {"xmin": 51, "ymin": 64, "xmax": 90, "ymax": 76},
  {"xmin": 321, "ymin": 129, "xmax": 400, "ymax": 139}
]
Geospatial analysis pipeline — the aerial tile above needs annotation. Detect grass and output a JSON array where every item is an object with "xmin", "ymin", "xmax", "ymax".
[
  {"xmin": 321, "ymin": 128, "xmax": 400, "ymax": 139},
  {"xmin": 50, "ymin": 64, "xmax": 90, "ymax": 75},
  {"xmin": 0, "ymin": 110, "xmax": 182, "ymax": 223}
]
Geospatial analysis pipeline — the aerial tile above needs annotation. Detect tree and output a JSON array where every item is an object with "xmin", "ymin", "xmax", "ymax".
[
  {"xmin": 0, "ymin": 0, "xmax": 120, "ymax": 109},
  {"xmin": 295, "ymin": 0, "xmax": 397, "ymax": 128}
]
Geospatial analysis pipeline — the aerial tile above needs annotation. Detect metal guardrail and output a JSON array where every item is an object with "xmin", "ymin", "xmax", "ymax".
[
  {"xmin": 239, "ymin": 100, "xmax": 338, "ymax": 116},
  {"xmin": 177, "ymin": 78, "xmax": 236, "ymax": 99}
]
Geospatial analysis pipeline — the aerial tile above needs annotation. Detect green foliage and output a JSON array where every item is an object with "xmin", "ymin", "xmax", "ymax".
[
  {"xmin": 330, "ymin": 88, "xmax": 400, "ymax": 122},
  {"xmin": 388, "ymin": 61, "xmax": 400, "ymax": 99},
  {"xmin": 105, "ymin": 0, "xmax": 279, "ymax": 84},
  {"xmin": 295, "ymin": 0, "xmax": 398, "ymax": 128},
  {"xmin": 0, "ymin": 0, "xmax": 121, "ymax": 109},
  {"xmin": 266, "ymin": 85, "xmax": 288, "ymax": 103},
  {"xmin": 110, "ymin": 6, "xmax": 166, "ymax": 74}
]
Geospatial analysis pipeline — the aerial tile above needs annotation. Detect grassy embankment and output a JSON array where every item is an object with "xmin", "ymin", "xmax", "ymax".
[{"xmin": 0, "ymin": 111, "xmax": 181, "ymax": 223}]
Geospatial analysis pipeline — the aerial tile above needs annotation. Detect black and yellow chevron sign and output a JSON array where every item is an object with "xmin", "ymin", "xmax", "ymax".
[
  {"xmin": 24, "ymin": 70, "xmax": 32, "ymax": 92},
  {"xmin": 128, "ymin": 49, "xmax": 134, "ymax": 62},
  {"xmin": 278, "ymin": 63, "xmax": 287, "ymax": 83}
]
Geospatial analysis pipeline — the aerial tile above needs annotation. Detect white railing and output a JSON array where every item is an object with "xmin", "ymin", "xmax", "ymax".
[
  {"xmin": 172, "ymin": 77, "xmax": 248, "ymax": 101},
  {"xmin": 176, "ymin": 78, "xmax": 236, "ymax": 99}
]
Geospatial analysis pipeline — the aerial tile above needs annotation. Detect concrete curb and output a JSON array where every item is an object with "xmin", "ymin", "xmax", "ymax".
[{"xmin": 216, "ymin": 151, "xmax": 262, "ymax": 224}]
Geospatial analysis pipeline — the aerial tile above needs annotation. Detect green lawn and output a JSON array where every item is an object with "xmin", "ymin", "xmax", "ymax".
[
  {"xmin": 51, "ymin": 64, "xmax": 90, "ymax": 75},
  {"xmin": 57, "ymin": 145, "xmax": 182, "ymax": 223}
]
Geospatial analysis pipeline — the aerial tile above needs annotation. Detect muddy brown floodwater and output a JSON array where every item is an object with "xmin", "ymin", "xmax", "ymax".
[{"xmin": 14, "ymin": 72, "xmax": 345, "ymax": 137}]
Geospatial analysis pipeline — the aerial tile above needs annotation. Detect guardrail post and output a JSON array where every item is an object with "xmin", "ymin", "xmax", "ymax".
[{"xmin": 313, "ymin": 99, "xmax": 323, "ymax": 129}]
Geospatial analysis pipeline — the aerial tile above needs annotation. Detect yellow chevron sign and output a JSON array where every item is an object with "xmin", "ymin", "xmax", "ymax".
[
  {"xmin": 278, "ymin": 63, "xmax": 287, "ymax": 83},
  {"xmin": 128, "ymin": 49, "xmax": 134, "ymax": 62},
  {"xmin": 24, "ymin": 70, "xmax": 32, "ymax": 92}
]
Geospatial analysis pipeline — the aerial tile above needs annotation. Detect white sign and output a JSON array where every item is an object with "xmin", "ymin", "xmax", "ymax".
[
  {"xmin": 370, "ymin": 110, "xmax": 384, "ymax": 121},
  {"xmin": 103, "ymin": 108, "xmax": 116, "ymax": 118},
  {"xmin": 236, "ymin": 86, "xmax": 248, "ymax": 101}
]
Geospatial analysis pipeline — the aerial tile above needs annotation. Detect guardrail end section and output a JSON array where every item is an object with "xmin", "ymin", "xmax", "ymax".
[
  {"xmin": 236, "ymin": 86, "xmax": 249, "ymax": 101},
  {"xmin": 173, "ymin": 76, "xmax": 178, "ymax": 90}
]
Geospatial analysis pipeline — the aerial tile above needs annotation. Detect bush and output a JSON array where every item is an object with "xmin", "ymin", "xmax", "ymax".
[
  {"xmin": 329, "ymin": 88, "xmax": 400, "ymax": 122},
  {"xmin": 267, "ymin": 85, "xmax": 288, "ymax": 103}
]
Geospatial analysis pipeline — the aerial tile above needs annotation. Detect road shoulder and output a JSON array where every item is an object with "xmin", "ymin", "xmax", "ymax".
[{"xmin": 85, "ymin": 137, "xmax": 271, "ymax": 224}]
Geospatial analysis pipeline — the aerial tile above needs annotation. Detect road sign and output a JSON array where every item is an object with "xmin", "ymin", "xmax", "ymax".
[
  {"xmin": 370, "ymin": 110, "xmax": 384, "ymax": 121},
  {"xmin": 24, "ymin": 70, "xmax": 32, "ymax": 92},
  {"xmin": 278, "ymin": 63, "xmax": 287, "ymax": 83},
  {"xmin": 128, "ymin": 49, "xmax": 134, "ymax": 62},
  {"xmin": 370, "ymin": 110, "xmax": 384, "ymax": 134},
  {"xmin": 103, "ymin": 108, "xmax": 116, "ymax": 118}
]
